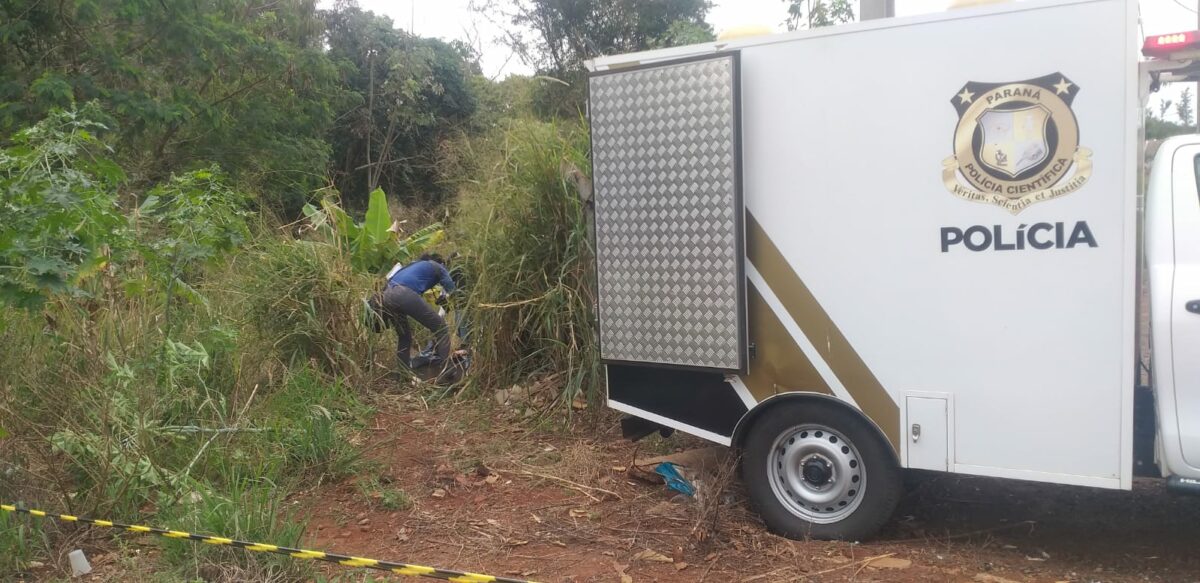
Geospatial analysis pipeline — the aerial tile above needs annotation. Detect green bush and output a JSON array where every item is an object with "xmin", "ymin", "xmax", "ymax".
[
  {"xmin": 263, "ymin": 367, "xmax": 369, "ymax": 480},
  {"xmin": 239, "ymin": 238, "xmax": 376, "ymax": 377},
  {"xmin": 157, "ymin": 477, "xmax": 311, "ymax": 581},
  {"xmin": 302, "ymin": 187, "xmax": 445, "ymax": 275},
  {"xmin": 0, "ymin": 106, "xmax": 128, "ymax": 309},
  {"xmin": 453, "ymin": 119, "xmax": 599, "ymax": 405}
]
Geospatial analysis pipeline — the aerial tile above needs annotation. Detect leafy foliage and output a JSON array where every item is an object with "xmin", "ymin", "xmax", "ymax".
[
  {"xmin": 302, "ymin": 188, "xmax": 446, "ymax": 274},
  {"xmin": 323, "ymin": 4, "xmax": 479, "ymax": 208},
  {"xmin": 455, "ymin": 120, "xmax": 598, "ymax": 403},
  {"xmin": 489, "ymin": 0, "xmax": 713, "ymax": 72},
  {"xmin": 479, "ymin": 0, "xmax": 714, "ymax": 118},
  {"xmin": 1147, "ymin": 115, "xmax": 1193, "ymax": 141},
  {"xmin": 1177, "ymin": 87, "xmax": 1195, "ymax": 129},
  {"xmin": 0, "ymin": 107, "xmax": 127, "ymax": 309},
  {"xmin": 1146, "ymin": 93, "xmax": 1195, "ymax": 141},
  {"xmin": 0, "ymin": 0, "xmax": 346, "ymax": 214},
  {"xmin": 135, "ymin": 167, "xmax": 251, "ymax": 303},
  {"xmin": 784, "ymin": 0, "xmax": 855, "ymax": 30}
]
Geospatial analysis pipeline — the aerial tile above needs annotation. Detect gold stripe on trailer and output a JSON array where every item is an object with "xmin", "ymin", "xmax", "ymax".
[
  {"xmin": 746, "ymin": 213, "xmax": 901, "ymax": 450},
  {"xmin": 1, "ymin": 504, "xmax": 539, "ymax": 583},
  {"xmin": 741, "ymin": 285, "xmax": 835, "ymax": 401}
]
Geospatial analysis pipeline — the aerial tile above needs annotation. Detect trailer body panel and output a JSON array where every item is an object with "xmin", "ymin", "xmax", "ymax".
[{"xmin": 592, "ymin": 0, "xmax": 1138, "ymax": 489}]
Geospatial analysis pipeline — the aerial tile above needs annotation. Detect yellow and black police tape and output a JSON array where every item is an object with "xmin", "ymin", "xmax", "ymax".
[{"xmin": 1, "ymin": 503, "xmax": 538, "ymax": 583}]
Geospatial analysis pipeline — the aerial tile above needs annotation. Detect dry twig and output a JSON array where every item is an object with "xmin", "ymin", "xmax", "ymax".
[
  {"xmin": 508, "ymin": 468, "xmax": 622, "ymax": 501},
  {"xmin": 802, "ymin": 553, "xmax": 896, "ymax": 579}
]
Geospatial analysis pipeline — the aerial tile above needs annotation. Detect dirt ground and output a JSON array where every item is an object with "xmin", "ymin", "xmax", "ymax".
[{"xmin": 283, "ymin": 390, "xmax": 1200, "ymax": 583}]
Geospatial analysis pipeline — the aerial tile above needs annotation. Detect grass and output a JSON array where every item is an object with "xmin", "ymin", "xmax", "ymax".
[
  {"xmin": 0, "ymin": 229, "xmax": 385, "ymax": 581},
  {"xmin": 157, "ymin": 477, "xmax": 310, "ymax": 581},
  {"xmin": 355, "ymin": 475, "xmax": 413, "ymax": 511},
  {"xmin": 0, "ymin": 110, "xmax": 602, "ymax": 583},
  {"xmin": 452, "ymin": 118, "xmax": 600, "ymax": 410},
  {"xmin": 0, "ymin": 509, "xmax": 50, "ymax": 576}
]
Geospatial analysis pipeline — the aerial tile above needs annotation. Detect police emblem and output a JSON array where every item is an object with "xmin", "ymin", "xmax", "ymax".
[{"xmin": 943, "ymin": 73, "xmax": 1092, "ymax": 214}]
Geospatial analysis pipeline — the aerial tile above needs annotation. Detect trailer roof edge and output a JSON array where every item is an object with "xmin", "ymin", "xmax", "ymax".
[{"xmin": 588, "ymin": 0, "xmax": 1124, "ymax": 71}]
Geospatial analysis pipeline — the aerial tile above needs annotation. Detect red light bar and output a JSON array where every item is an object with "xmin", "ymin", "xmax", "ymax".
[{"xmin": 1143, "ymin": 31, "xmax": 1199, "ymax": 58}]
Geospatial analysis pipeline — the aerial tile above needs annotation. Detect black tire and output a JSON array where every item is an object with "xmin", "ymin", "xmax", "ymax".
[{"xmin": 742, "ymin": 399, "xmax": 902, "ymax": 540}]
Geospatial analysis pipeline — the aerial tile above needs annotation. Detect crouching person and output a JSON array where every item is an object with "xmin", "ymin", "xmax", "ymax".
[{"xmin": 376, "ymin": 254, "xmax": 455, "ymax": 372}]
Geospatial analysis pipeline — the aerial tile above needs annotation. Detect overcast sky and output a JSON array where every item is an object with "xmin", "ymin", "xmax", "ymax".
[{"xmin": 332, "ymin": 0, "xmax": 1198, "ymax": 122}]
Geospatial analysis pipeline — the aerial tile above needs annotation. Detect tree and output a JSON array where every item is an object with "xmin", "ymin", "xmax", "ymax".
[
  {"xmin": 322, "ymin": 3, "xmax": 478, "ymax": 208},
  {"xmin": 477, "ymin": 0, "xmax": 714, "ymax": 117},
  {"xmin": 651, "ymin": 20, "xmax": 718, "ymax": 48},
  {"xmin": 1177, "ymin": 87, "xmax": 1195, "ymax": 129},
  {"xmin": 486, "ymin": 0, "xmax": 712, "ymax": 72},
  {"xmin": 0, "ymin": 0, "xmax": 347, "ymax": 216},
  {"xmin": 1158, "ymin": 99, "xmax": 1174, "ymax": 120},
  {"xmin": 784, "ymin": 0, "xmax": 855, "ymax": 30}
]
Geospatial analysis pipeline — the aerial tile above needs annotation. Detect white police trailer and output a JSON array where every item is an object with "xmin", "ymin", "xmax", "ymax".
[{"xmin": 585, "ymin": 0, "xmax": 1200, "ymax": 540}]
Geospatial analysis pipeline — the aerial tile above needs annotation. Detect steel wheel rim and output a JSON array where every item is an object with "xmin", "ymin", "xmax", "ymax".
[{"xmin": 767, "ymin": 424, "xmax": 866, "ymax": 524}]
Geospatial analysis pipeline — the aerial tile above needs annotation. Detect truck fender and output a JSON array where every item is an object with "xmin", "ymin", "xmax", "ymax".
[{"xmin": 731, "ymin": 391, "xmax": 899, "ymax": 461}]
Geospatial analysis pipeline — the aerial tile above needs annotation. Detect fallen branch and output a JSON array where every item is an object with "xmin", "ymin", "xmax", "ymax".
[
  {"xmin": 741, "ymin": 566, "xmax": 799, "ymax": 582},
  {"xmin": 510, "ymin": 469, "xmax": 622, "ymax": 502},
  {"xmin": 801, "ymin": 553, "xmax": 895, "ymax": 579},
  {"xmin": 477, "ymin": 290, "xmax": 554, "ymax": 309}
]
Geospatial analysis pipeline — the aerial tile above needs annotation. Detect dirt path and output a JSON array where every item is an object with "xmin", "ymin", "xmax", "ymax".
[{"xmin": 292, "ymin": 392, "xmax": 1200, "ymax": 582}]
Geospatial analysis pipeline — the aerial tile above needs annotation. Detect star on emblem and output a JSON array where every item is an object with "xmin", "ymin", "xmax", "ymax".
[
  {"xmin": 957, "ymin": 87, "xmax": 975, "ymax": 104},
  {"xmin": 1053, "ymin": 78, "xmax": 1073, "ymax": 95}
]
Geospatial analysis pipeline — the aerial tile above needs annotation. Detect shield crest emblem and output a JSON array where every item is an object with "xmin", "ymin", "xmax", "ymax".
[
  {"xmin": 977, "ymin": 105, "xmax": 1051, "ymax": 178},
  {"xmin": 943, "ymin": 73, "xmax": 1091, "ymax": 214}
]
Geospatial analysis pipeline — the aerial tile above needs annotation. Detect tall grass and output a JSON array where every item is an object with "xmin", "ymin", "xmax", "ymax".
[
  {"xmin": 0, "ymin": 232, "xmax": 377, "ymax": 580},
  {"xmin": 453, "ymin": 119, "xmax": 600, "ymax": 405},
  {"xmin": 237, "ymin": 238, "xmax": 379, "ymax": 381}
]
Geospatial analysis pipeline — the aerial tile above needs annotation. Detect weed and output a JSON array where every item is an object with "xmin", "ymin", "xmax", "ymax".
[
  {"xmin": 238, "ymin": 238, "xmax": 376, "ymax": 378},
  {"xmin": 0, "ymin": 509, "xmax": 50, "ymax": 575},
  {"xmin": 157, "ymin": 477, "xmax": 311, "ymax": 581},
  {"xmin": 263, "ymin": 367, "xmax": 369, "ymax": 481},
  {"xmin": 355, "ymin": 476, "xmax": 413, "ymax": 511},
  {"xmin": 302, "ymin": 188, "xmax": 445, "ymax": 274}
]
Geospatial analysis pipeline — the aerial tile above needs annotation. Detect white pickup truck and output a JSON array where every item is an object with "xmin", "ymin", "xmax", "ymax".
[{"xmin": 585, "ymin": 0, "xmax": 1200, "ymax": 539}]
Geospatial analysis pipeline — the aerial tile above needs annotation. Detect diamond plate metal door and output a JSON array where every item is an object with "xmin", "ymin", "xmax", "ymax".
[{"xmin": 589, "ymin": 54, "xmax": 745, "ymax": 372}]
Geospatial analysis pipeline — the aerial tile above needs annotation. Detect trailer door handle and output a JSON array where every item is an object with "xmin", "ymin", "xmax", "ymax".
[{"xmin": 1188, "ymin": 301, "xmax": 1200, "ymax": 315}]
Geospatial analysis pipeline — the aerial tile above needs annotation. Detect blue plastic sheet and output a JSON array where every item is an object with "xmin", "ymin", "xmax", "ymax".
[{"xmin": 653, "ymin": 462, "xmax": 696, "ymax": 497}]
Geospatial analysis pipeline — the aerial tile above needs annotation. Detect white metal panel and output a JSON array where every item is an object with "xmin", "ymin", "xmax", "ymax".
[
  {"xmin": 589, "ymin": 55, "xmax": 746, "ymax": 371},
  {"xmin": 1168, "ymin": 143, "xmax": 1200, "ymax": 469},
  {"xmin": 1147, "ymin": 137, "xmax": 1196, "ymax": 478},
  {"xmin": 590, "ymin": 0, "xmax": 1111, "ymax": 73},
  {"xmin": 734, "ymin": 0, "xmax": 1135, "ymax": 486},
  {"xmin": 905, "ymin": 396, "xmax": 949, "ymax": 471}
]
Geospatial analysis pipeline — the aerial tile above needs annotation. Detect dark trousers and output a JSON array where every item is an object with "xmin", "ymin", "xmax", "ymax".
[{"xmin": 381, "ymin": 285, "xmax": 449, "ymax": 369}]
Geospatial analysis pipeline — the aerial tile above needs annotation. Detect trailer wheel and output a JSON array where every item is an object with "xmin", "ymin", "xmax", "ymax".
[{"xmin": 742, "ymin": 399, "xmax": 900, "ymax": 540}]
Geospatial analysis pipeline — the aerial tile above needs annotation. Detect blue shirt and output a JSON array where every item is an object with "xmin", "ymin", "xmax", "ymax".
[{"xmin": 386, "ymin": 260, "xmax": 455, "ymax": 294}]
